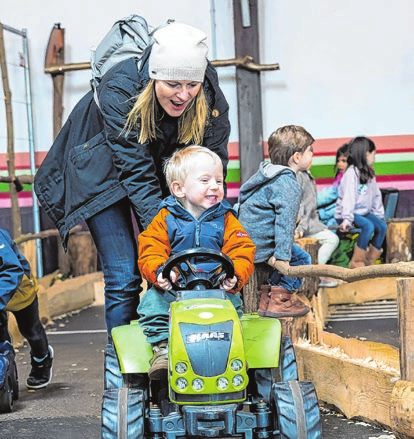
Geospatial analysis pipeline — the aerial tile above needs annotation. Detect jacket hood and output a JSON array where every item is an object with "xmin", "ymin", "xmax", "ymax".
[
  {"xmin": 238, "ymin": 162, "xmax": 294, "ymax": 205},
  {"xmin": 159, "ymin": 195, "xmax": 235, "ymax": 220}
]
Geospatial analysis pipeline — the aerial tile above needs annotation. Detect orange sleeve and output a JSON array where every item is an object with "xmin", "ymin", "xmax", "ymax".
[
  {"xmin": 222, "ymin": 212, "xmax": 256, "ymax": 293},
  {"xmin": 138, "ymin": 209, "xmax": 171, "ymax": 285}
]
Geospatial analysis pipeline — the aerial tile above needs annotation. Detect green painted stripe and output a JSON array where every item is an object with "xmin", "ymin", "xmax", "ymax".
[
  {"xmin": 310, "ymin": 162, "xmax": 414, "ymax": 178},
  {"xmin": 0, "ymin": 183, "xmax": 32, "ymax": 193}
]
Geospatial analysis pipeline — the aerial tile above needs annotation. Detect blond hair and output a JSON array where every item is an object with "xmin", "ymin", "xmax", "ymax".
[
  {"xmin": 164, "ymin": 145, "xmax": 222, "ymax": 190},
  {"xmin": 268, "ymin": 125, "xmax": 314, "ymax": 166},
  {"xmin": 123, "ymin": 79, "xmax": 208, "ymax": 145}
]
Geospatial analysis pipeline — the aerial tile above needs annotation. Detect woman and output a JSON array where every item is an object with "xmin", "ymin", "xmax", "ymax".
[{"xmin": 34, "ymin": 22, "xmax": 231, "ymax": 335}]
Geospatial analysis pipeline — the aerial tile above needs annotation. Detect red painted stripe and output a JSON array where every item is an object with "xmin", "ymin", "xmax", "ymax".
[
  {"xmin": 3, "ymin": 134, "xmax": 414, "ymax": 171},
  {"xmin": 228, "ymin": 134, "xmax": 414, "ymax": 160}
]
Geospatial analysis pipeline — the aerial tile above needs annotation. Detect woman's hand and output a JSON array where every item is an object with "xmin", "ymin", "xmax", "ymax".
[
  {"xmin": 220, "ymin": 276, "xmax": 237, "ymax": 291},
  {"xmin": 157, "ymin": 271, "xmax": 177, "ymax": 291}
]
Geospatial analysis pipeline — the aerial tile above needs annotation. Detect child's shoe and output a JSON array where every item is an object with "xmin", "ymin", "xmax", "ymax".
[
  {"xmin": 148, "ymin": 341, "xmax": 168, "ymax": 381},
  {"xmin": 257, "ymin": 285, "xmax": 271, "ymax": 316},
  {"xmin": 265, "ymin": 286, "xmax": 310, "ymax": 318},
  {"xmin": 27, "ymin": 345, "xmax": 53, "ymax": 389}
]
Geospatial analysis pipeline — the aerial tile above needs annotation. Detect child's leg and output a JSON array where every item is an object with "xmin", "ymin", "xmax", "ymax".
[
  {"xmin": 0, "ymin": 310, "xmax": 11, "ymax": 344},
  {"xmin": 138, "ymin": 287, "xmax": 176, "ymax": 345},
  {"xmin": 365, "ymin": 213, "xmax": 387, "ymax": 250},
  {"xmin": 352, "ymin": 214, "xmax": 374, "ymax": 251},
  {"xmin": 225, "ymin": 292, "xmax": 243, "ymax": 318},
  {"xmin": 268, "ymin": 244, "xmax": 311, "ymax": 291},
  {"xmin": 306, "ymin": 229, "xmax": 339, "ymax": 264},
  {"xmin": 12, "ymin": 297, "xmax": 49, "ymax": 359}
]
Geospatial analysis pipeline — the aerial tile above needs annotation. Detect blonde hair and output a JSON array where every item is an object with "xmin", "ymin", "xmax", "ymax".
[
  {"xmin": 123, "ymin": 79, "xmax": 208, "ymax": 145},
  {"xmin": 164, "ymin": 145, "xmax": 223, "ymax": 190},
  {"xmin": 268, "ymin": 125, "xmax": 314, "ymax": 166}
]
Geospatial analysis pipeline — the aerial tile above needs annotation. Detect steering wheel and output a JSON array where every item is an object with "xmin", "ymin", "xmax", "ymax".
[{"xmin": 161, "ymin": 247, "xmax": 235, "ymax": 291}]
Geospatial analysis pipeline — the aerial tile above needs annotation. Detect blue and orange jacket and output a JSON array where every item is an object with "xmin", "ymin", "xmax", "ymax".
[{"xmin": 138, "ymin": 196, "xmax": 255, "ymax": 294}]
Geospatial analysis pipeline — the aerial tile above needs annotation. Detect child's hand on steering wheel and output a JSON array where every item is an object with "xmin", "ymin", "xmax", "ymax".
[
  {"xmin": 220, "ymin": 276, "xmax": 237, "ymax": 291},
  {"xmin": 157, "ymin": 271, "xmax": 177, "ymax": 291}
]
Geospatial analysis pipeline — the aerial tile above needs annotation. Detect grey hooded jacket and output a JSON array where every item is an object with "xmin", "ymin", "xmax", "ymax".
[{"xmin": 234, "ymin": 162, "xmax": 301, "ymax": 263}]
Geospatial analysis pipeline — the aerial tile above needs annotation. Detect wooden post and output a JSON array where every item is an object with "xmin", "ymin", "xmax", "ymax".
[
  {"xmin": 67, "ymin": 231, "xmax": 98, "ymax": 276},
  {"xmin": 0, "ymin": 23, "xmax": 22, "ymax": 239},
  {"xmin": 295, "ymin": 237, "xmax": 321, "ymax": 300},
  {"xmin": 397, "ymin": 277, "xmax": 414, "ymax": 382},
  {"xmin": 44, "ymin": 23, "xmax": 65, "ymax": 138},
  {"xmin": 386, "ymin": 221, "xmax": 412, "ymax": 263},
  {"xmin": 233, "ymin": 0, "xmax": 264, "ymax": 184}
]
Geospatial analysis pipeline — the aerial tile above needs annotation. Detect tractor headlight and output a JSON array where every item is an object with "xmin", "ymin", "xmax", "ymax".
[
  {"xmin": 230, "ymin": 359, "xmax": 243, "ymax": 372},
  {"xmin": 176, "ymin": 377, "xmax": 188, "ymax": 391},
  {"xmin": 217, "ymin": 377, "xmax": 229, "ymax": 390},
  {"xmin": 192, "ymin": 378, "xmax": 204, "ymax": 391},
  {"xmin": 232, "ymin": 374, "xmax": 244, "ymax": 387},
  {"xmin": 175, "ymin": 362, "xmax": 187, "ymax": 374}
]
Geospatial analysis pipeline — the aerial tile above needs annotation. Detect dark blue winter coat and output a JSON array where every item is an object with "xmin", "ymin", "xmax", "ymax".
[{"xmin": 34, "ymin": 46, "xmax": 230, "ymax": 248}]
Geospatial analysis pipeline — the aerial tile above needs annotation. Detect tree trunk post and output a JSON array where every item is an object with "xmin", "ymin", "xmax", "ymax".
[{"xmin": 397, "ymin": 277, "xmax": 414, "ymax": 382}]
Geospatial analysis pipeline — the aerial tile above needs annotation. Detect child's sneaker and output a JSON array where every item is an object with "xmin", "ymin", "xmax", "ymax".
[{"xmin": 26, "ymin": 345, "xmax": 53, "ymax": 389}]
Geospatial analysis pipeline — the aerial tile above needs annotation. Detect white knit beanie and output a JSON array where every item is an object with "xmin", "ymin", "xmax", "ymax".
[{"xmin": 149, "ymin": 22, "xmax": 208, "ymax": 83}]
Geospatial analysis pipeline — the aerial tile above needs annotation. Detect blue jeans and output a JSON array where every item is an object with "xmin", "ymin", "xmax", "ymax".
[
  {"xmin": 86, "ymin": 198, "xmax": 142, "ymax": 336},
  {"xmin": 268, "ymin": 243, "xmax": 311, "ymax": 291},
  {"xmin": 138, "ymin": 286, "xmax": 244, "ymax": 345},
  {"xmin": 349, "ymin": 213, "xmax": 387, "ymax": 251}
]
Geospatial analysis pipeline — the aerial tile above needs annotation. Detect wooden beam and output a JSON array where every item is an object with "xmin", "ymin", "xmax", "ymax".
[
  {"xmin": 397, "ymin": 277, "xmax": 414, "ymax": 382},
  {"xmin": 233, "ymin": 0, "xmax": 264, "ymax": 184}
]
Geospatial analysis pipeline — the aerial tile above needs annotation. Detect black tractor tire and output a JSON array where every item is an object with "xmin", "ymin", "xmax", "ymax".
[
  {"xmin": 11, "ymin": 358, "xmax": 19, "ymax": 401},
  {"xmin": 272, "ymin": 380, "xmax": 322, "ymax": 439},
  {"xmin": 0, "ymin": 373, "xmax": 14, "ymax": 413},
  {"xmin": 102, "ymin": 387, "xmax": 145, "ymax": 439},
  {"xmin": 279, "ymin": 336, "xmax": 298, "ymax": 381},
  {"xmin": 104, "ymin": 343, "xmax": 123, "ymax": 390}
]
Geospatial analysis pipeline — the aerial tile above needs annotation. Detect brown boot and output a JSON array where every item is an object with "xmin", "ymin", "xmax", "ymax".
[
  {"xmin": 265, "ymin": 286, "xmax": 310, "ymax": 318},
  {"xmin": 257, "ymin": 285, "xmax": 271, "ymax": 317},
  {"xmin": 148, "ymin": 340, "xmax": 168, "ymax": 380},
  {"xmin": 365, "ymin": 245, "xmax": 383, "ymax": 266},
  {"xmin": 348, "ymin": 245, "xmax": 367, "ymax": 269}
]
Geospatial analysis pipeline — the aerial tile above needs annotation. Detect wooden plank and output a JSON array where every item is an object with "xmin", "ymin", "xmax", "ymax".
[
  {"xmin": 386, "ymin": 221, "xmax": 412, "ymax": 263},
  {"xmin": 233, "ymin": 0, "xmax": 264, "ymax": 183},
  {"xmin": 325, "ymin": 277, "xmax": 398, "ymax": 305},
  {"xmin": 295, "ymin": 345, "xmax": 397, "ymax": 428},
  {"xmin": 316, "ymin": 330, "xmax": 400, "ymax": 371},
  {"xmin": 397, "ymin": 277, "xmax": 414, "ymax": 381}
]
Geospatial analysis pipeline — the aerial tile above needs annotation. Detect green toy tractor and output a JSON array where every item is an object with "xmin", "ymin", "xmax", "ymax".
[{"xmin": 102, "ymin": 248, "xmax": 322, "ymax": 438}]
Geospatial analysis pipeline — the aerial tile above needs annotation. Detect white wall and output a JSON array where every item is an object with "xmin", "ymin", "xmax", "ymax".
[{"xmin": 1, "ymin": 0, "xmax": 413, "ymax": 155}]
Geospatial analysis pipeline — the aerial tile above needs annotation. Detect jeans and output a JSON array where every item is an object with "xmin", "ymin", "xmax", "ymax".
[
  {"xmin": 268, "ymin": 243, "xmax": 311, "ymax": 291},
  {"xmin": 352, "ymin": 213, "xmax": 387, "ymax": 251},
  {"xmin": 86, "ymin": 198, "xmax": 142, "ymax": 336},
  {"xmin": 0, "ymin": 297, "xmax": 49, "ymax": 358},
  {"xmin": 138, "ymin": 286, "xmax": 244, "ymax": 345}
]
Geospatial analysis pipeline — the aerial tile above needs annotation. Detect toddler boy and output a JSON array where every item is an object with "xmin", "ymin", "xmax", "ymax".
[{"xmin": 137, "ymin": 146, "xmax": 255, "ymax": 379}]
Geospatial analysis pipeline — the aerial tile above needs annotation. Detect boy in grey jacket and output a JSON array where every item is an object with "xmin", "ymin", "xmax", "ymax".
[{"xmin": 236, "ymin": 125, "xmax": 314, "ymax": 318}]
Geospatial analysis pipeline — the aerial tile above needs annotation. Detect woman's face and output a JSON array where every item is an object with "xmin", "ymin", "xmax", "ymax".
[{"xmin": 155, "ymin": 80, "xmax": 202, "ymax": 117}]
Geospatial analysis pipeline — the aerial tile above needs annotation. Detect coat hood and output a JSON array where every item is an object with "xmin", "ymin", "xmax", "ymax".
[{"xmin": 238, "ymin": 162, "xmax": 294, "ymax": 205}]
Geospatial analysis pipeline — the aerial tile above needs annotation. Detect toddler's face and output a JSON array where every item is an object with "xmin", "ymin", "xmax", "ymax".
[
  {"xmin": 336, "ymin": 154, "xmax": 348, "ymax": 173},
  {"xmin": 179, "ymin": 155, "xmax": 224, "ymax": 218}
]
